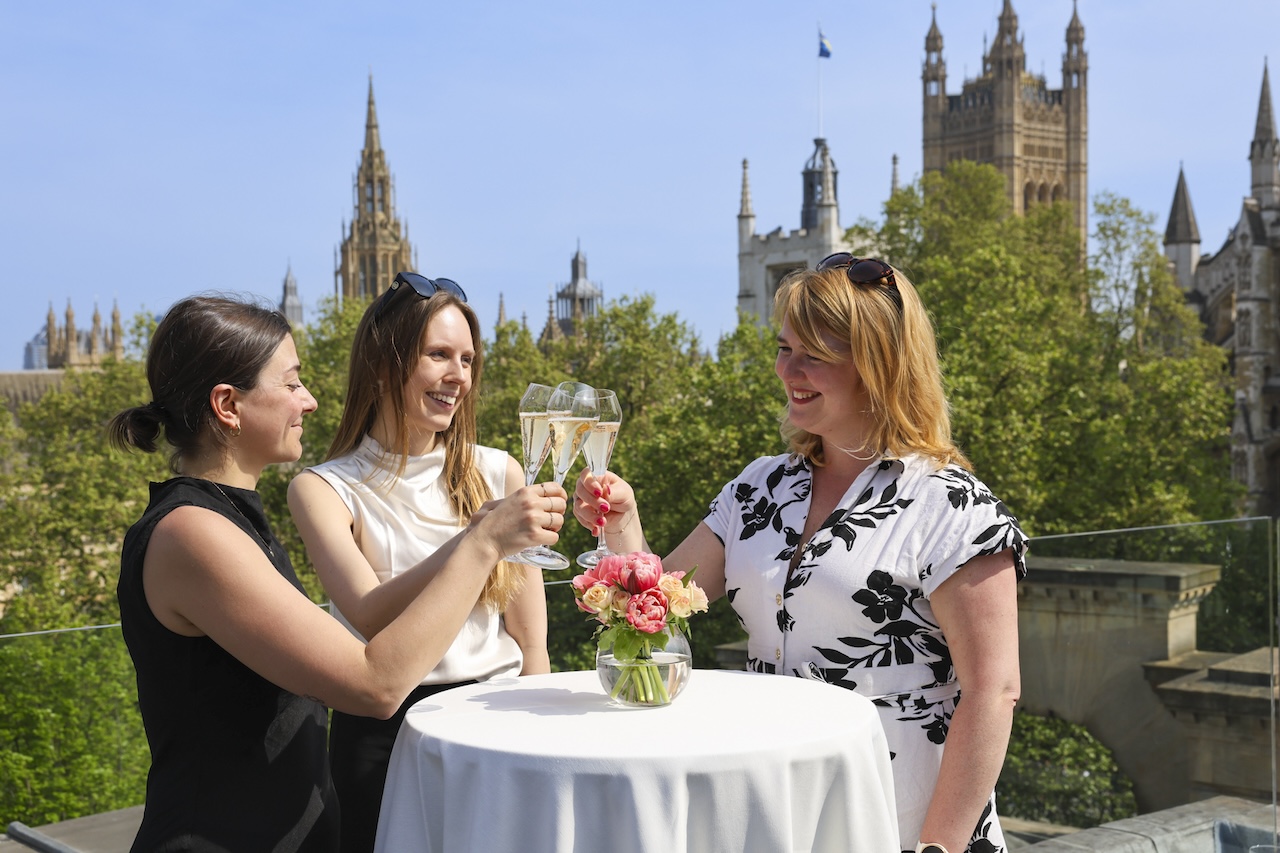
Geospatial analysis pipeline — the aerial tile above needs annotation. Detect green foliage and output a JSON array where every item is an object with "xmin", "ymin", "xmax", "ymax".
[
  {"xmin": 853, "ymin": 161, "xmax": 1238, "ymax": 535},
  {"xmin": 999, "ymin": 711, "xmax": 1137, "ymax": 827}
]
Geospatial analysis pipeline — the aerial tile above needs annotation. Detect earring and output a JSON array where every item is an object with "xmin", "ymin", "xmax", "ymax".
[{"xmin": 230, "ymin": 424, "xmax": 242, "ymax": 438}]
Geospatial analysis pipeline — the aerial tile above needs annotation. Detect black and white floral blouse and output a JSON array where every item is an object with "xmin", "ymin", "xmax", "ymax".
[{"xmin": 703, "ymin": 452, "xmax": 1027, "ymax": 853}]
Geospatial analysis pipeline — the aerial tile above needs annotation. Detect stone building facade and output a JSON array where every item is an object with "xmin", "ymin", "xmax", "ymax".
[
  {"xmin": 737, "ymin": 139, "xmax": 854, "ymax": 326},
  {"xmin": 334, "ymin": 77, "xmax": 416, "ymax": 302},
  {"xmin": 1163, "ymin": 65, "xmax": 1280, "ymax": 514},
  {"xmin": 26, "ymin": 301, "xmax": 124, "ymax": 370},
  {"xmin": 922, "ymin": 0, "xmax": 1088, "ymax": 238}
]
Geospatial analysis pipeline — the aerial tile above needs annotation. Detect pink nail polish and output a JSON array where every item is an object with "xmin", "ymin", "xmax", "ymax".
[
  {"xmin": 600, "ymin": 502, "xmax": 610, "ymax": 513},
  {"xmin": 593, "ymin": 489, "xmax": 602, "ymax": 497}
]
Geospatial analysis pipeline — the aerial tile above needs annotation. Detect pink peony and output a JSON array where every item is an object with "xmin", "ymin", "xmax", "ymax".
[
  {"xmin": 620, "ymin": 551, "xmax": 664, "ymax": 594},
  {"xmin": 626, "ymin": 588, "xmax": 669, "ymax": 633},
  {"xmin": 592, "ymin": 554, "xmax": 627, "ymax": 588}
]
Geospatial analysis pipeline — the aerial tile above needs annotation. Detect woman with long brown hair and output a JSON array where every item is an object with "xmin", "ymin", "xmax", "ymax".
[{"xmin": 289, "ymin": 272, "xmax": 553, "ymax": 853}]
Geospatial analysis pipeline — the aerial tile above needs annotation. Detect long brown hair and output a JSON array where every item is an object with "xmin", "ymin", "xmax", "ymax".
[
  {"xmin": 774, "ymin": 264, "xmax": 971, "ymax": 471},
  {"xmin": 107, "ymin": 295, "xmax": 292, "ymax": 472},
  {"xmin": 327, "ymin": 286, "xmax": 522, "ymax": 609}
]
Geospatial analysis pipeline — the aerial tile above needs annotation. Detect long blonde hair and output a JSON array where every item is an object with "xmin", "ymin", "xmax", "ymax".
[
  {"xmin": 774, "ymin": 263, "xmax": 971, "ymax": 471},
  {"xmin": 328, "ymin": 286, "xmax": 524, "ymax": 609}
]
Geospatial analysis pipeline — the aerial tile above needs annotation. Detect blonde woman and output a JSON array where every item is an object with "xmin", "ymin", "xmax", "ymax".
[
  {"xmin": 289, "ymin": 273, "xmax": 553, "ymax": 853},
  {"xmin": 574, "ymin": 256, "xmax": 1027, "ymax": 853}
]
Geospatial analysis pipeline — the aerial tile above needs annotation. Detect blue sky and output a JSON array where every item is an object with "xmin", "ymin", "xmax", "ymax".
[{"xmin": 2, "ymin": 1, "xmax": 1277, "ymax": 371}]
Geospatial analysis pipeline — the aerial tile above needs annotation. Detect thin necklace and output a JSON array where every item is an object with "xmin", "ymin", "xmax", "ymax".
[{"xmin": 209, "ymin": 481, "xmax": 275, "ymax": 558}]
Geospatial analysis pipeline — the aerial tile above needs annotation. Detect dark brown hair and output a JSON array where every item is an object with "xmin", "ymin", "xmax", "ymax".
[{"xmin": 107, "ymin": 295, "xmax": 292, "ymax": 471}]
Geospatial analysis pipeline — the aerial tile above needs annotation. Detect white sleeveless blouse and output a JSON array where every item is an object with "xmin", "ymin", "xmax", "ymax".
[{"xmin": 308, "ymin": 436, "xmax": 522, "ymax": 685}]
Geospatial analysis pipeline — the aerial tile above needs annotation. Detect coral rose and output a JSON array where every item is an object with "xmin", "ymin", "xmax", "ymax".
[
  {"xmin": 621, "ymin": 551, "xmax": 663, "ymax": 593},
  {"xmin": 625, "ymin": 588, "xmax": 669, "ymax": 633}
]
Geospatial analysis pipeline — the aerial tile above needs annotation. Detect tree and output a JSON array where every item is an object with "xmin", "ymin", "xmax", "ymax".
[{"xmin": 850, "ymin": 161, "xmax": 1237, "ymax": 535}]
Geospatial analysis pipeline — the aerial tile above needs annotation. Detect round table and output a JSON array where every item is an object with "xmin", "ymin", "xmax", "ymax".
[{"xmin": 373, "ymin": 668, "xmax": 899, "ymax": 853}]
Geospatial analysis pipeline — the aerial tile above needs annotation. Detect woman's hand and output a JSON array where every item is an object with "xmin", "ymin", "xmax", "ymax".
[
  {"xmin": 573, "ymin": 469, "xmax": 637, "ymax": 538},
  {"xmin": 469, "ymin": 481, "xmax": 567, "ymax": 560}
]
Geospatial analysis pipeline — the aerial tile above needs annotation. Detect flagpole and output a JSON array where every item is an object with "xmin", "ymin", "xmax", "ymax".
[{"xmin": 817, "ymin": 24, "xmax": 824, "ymax": 138}]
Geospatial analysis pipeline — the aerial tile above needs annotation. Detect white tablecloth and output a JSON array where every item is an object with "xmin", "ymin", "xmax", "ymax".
[{"xmin": 373, "ymin": 669, "xmax": 899, "ymax": 853}]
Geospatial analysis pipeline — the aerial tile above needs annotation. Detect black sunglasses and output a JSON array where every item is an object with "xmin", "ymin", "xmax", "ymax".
[
  {"xmin": 373, "ymin": 272, "xmax": 468, "ymax": 322},
  {"xmin": 816, "ymin": 253, "xmax": 897, "ymax": 287}
]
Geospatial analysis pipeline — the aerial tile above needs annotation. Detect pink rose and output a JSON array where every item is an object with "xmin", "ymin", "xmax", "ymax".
[
  {"xmin": 626, "ymin": 588, "xmax": 669, "ymax": 633},
  {"xmin": 621, "ymin": 551, "xmax": 664, "ymax": 594},
  {"xmin": 593, "ymin": 554, "xmax": 627, "ymax": 588}
]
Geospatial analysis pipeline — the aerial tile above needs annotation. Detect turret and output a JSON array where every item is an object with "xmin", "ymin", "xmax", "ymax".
[
  {"xmin": 800, "ymin": 138, "xmax": 839, "ymax": 237},
  {"xmin": 1062, "ymin": 0, "xmax": 1088, "ymax": 237},
  {"xmin": 921, "ymin": 5, "xmax": 947, "ymax": 173},
  {"xmin": 738, "ymin": 159, "xmax": 755, "ymax": 246},
  {"xmin": 1163, "ymin": 166, "xmax": 1201, "ymax": 291}
]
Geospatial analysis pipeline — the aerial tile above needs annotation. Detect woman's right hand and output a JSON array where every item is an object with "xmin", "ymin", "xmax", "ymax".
[
  {"xmin": 573, "ymin": 469, "xmax": 636, "ymax": 539},
  {"xmin": 469, "ymin": 482, "xmax": 567, "ymax": 559}
]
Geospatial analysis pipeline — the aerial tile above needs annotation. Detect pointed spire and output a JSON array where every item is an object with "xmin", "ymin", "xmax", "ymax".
[
  {"xmin": 1067, "ymin": 0, "xmax": 1084, "ymax": 41},
  {"xmin": 364, "ymin": 74, "xmax": 382, "ymax": 154},
  {"xmin": 1255, "ymin": 61, "xmax": 1276, "ymax": 144},
  {"xmin": 997, "ymin": 0, "xmax": 1018, "ymax": 36},
  {"xmin": 497, "ymin": 293, "xmax": 507, "ymax": 326},
  {"xmin": 891, "ymin": 154, "xmax": 900, "ymax": 195},
  {"xmin": 1164, "ymin": 165, "xmax": 1200, "ymax": 246},
  {"xmin": 738, "ymin": 158, "xmax": 754, "ymax": 217},
  {"xmin": 925, "ymin": 3, "xmax": 942, "ymax": 52}
]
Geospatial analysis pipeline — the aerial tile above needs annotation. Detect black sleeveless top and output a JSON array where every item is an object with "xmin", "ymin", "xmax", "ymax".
[{"xmin": 118, "ymin": 478, "xmax": 339, "ymax": 852}]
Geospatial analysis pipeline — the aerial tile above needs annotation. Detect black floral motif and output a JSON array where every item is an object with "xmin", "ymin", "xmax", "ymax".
[{"xmin": 709, "ymin": 455, "xmax": 1022, "ymax": 853}]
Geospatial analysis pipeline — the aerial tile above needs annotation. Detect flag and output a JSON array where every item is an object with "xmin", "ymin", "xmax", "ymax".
[{"xmin": 818, "ymin": 32, "xmax": 832, "ymax": 58}]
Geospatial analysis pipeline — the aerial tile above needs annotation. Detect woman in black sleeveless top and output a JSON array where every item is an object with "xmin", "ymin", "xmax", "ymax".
[{"xmin": 110, "ymin": 294, "xmax": 567, "ymax": 852}]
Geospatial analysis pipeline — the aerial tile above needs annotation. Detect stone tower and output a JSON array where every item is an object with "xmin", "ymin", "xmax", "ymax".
[
  {"xmin": 539, "ymin": 245, "xmax": 603, "ymax": 344},
  {"xmin": 279, "ymin": 264, "xmax": 303, "ymax": 328},
  {"xmin": 922, "ymin": 1, "xmax": 1088, "ymax": 238},
  {"xmin": 334, "ymin": 77, "xmax": 416, "ymax": 302},
  {"xmin": 1163, "ymin": 64, "xmax": 1280, "ymax": 513},
  {"xmin": 737, "ymin": 139, "xmax": 853, "ymax": 326}
]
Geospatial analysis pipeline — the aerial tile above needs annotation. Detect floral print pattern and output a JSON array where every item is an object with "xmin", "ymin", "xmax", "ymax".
[{"xmin": 704, "ymin": 454, "xmax": 1027, "ymax": 853}]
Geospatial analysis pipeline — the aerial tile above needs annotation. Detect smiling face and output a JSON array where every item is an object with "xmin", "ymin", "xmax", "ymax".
[
  {"xmin": 389, "ymin": 303, "xmax": 476, "ymax": 454},
  {"xmin": 236, "ymin": 335, "xmax": 317, "ymax": 469},
  {"xmin": 775, "ymin": 317, "xmax": 870, "ymax": 451}
]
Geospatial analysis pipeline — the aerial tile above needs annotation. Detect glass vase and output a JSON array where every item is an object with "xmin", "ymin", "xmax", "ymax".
[{"xmin": 595, "ymin": 625, "xmax": 692, "ymax": 708}]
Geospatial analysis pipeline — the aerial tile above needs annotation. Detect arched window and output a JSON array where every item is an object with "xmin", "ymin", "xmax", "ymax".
[
  {"xmin": 1024, "ymin": 183, "xmax": 1034, "ymax": 211},
  {"xmin": 1038, "ymin": 183, "xmax": 1048, "ymax": 204}
]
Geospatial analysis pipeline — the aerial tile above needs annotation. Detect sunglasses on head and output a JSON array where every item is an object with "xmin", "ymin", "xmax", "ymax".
[
  {"xmin": 373, "ymin": 271, "xmax": 468, "ymax": 322},
  {"xmin": 816, "ymin": 253, "xmax": 897, "ymax": 287}
]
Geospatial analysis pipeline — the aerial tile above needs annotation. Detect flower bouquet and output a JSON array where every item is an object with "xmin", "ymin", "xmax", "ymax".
[{"xmin": 572, "ymin": 551, "xmax": 709, "ymax": 707}]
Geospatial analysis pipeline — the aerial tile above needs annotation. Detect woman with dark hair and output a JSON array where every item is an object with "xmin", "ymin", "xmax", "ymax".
[
  {"xmin": 110, "ymin": 293, "xmax": 564, "ymax": 853},
  {"xmin": 288, "ymin": 273, "xmax": 551, "ymax": 853},
  {"xmin": 573, "ymin": 258, "xmax": 1028, "ymax": 853}
]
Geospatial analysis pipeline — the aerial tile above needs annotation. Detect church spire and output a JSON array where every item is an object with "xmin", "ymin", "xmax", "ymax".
[
  {"xmin": 1164, "ymin": 165, "xmax": 1200, "ymax": 246},
  {"xmin": 1251, "ymin": 61, "xmax": 1280, "ymax": 207},
  {"xmin": 739, "ymin": 158, "xmax": 754, "ymax": 218},
  {"xmin": 364, "ymin": 75, "xmax": 382, "ymax": 155}
]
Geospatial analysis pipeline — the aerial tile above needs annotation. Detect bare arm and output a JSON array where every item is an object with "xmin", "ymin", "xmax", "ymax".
[
  {"xmin": 917, "ymin": 549, "xmax": 1021, "ymax": 853},
  {"xmin": 146, "ymin": 483, "xmax": 564, "ymax": 719},
  {"xmin": 287, "ymin": 468, "xmax": 563, "ymax": 641},
  {"xmin": 574, "ymin": 469, "xmax": 727, "ymax": 602},
  {"xmin": 497, "ymin": 455, "xmax": 550, "ymax": 675}
]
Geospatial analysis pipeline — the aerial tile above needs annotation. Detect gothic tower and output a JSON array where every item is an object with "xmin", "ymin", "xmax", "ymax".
[
  {"xmin": 335, "ymin": 77, "xmax": 416, "ymax": 302},
  {"xmin": 280, "ymin": 264, "xmax": 303, "ymax": 327},
  {"xmin": 737, "ymin": 139, "xmax": 853, "ymax": 325},
  {"xmin": 921, "ymin": 1, "xmax": 1088, "ymax": 237},
  {"xmin": 1163, "ymin": 63, "xmax": 1280, "ymax": 513}
]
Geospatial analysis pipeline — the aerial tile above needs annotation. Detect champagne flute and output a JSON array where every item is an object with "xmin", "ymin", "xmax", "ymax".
[
  {"xmin": 576, "ymin": 389, "xmax": 622, "ymax": 569},
  {"xmin": 509, "ymin": 383, "xmax": 568, "ymax": 570},
  {"xmin": 537, "ymin": 384, "xmax": 599, "ymax": 568}
]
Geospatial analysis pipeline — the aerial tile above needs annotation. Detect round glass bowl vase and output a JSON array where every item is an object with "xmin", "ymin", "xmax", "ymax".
[{"xmin": 595, "ymin": 625, "xmax": 692, "ymax": 708}]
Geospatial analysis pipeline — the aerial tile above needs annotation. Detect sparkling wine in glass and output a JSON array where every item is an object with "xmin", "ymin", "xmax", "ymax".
[
  {"xmin": 576, "ymin": 390, "xmax": 621, "ymax": 569},
  {"xmin": 508, "ymin": 383, "xmax": 569, "ymax": 570}
]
